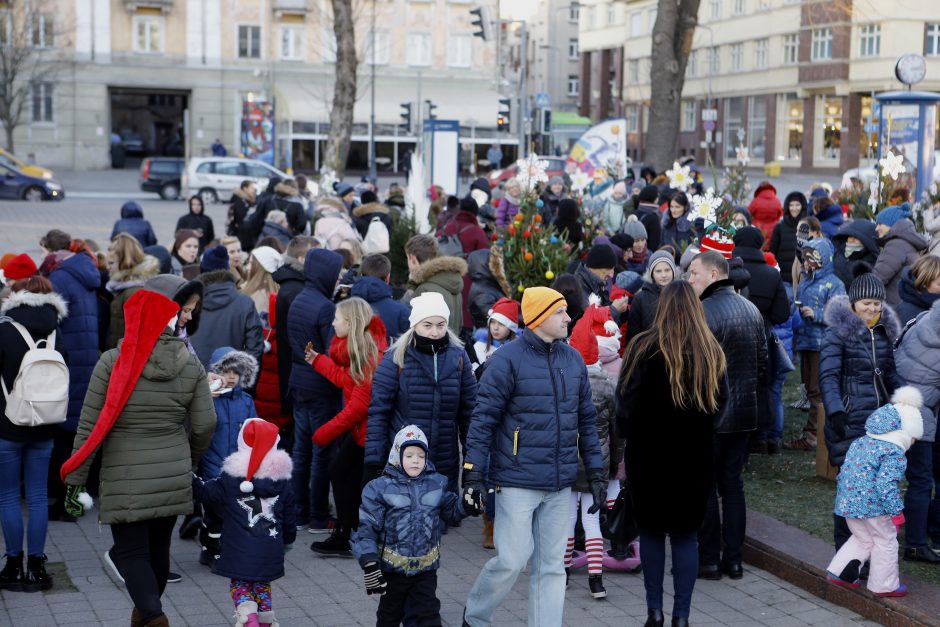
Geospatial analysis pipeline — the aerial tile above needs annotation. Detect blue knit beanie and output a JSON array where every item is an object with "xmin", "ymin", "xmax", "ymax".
[
  {"xmin": 876, "ymin": 203, "xmax": 911, "ymax": 227},
  {"xmin": 200, "ymin": 245, "xmax": 230, "ymax": 272}
]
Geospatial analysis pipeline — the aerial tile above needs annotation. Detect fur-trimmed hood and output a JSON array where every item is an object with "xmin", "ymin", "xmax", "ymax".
[
  {"xmin": 352, "ymin": 201, "xmax": 389, "ymax": 218},
  {"xmin": 1, "ymin": 289, "xmax": 68, "ymax": 321},
  {"xmin": 107, "ymin": 255, "xmax": 161, "ymax": 292},
  {"xmin": 221, "ymin": 447, "xmax": 292, "ymax": 483},
  {"xmin": 274, "ymin": 181, "xmax": 299, "ymax": 198},
  {"xmin": 231, "ymin": 186, "xmax": 253, "ymax": 202},
  {"xmin": 409, "ymin": 256, "xmax": 468, "ymax": 288},
  {"xmin": 279, "ymin": 255, "xmax": 304, "ymax": 275},
  {"xmin": 314, "ymin": 197, "xmax": 349, "ymax": 217},
  {"xmin": 823, "ymin": 295, "xmax": 901, "ymax": 343},
  {"xmin": 209, "ymin": 347, "xmax": 259, "ymax": 387}
]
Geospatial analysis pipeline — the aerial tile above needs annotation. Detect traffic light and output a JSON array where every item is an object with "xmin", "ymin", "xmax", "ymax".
[
  {"xmin": 400, "ymin": 102, "xmax": 412, "ymax": 130},
  {"xmin": 540, "ymin": 108, "xmax": 552, "ymax": 134},
  {"xmin": 425, "ymin": 100, "xmax": 437, "ymax": 120},
  {"xmin": 498, "ymin": 98, "xmax": 511, "ymax": 133},
  {"xmin": 470, "ymin": 6, "xmax": 491, "ymax": 41}
]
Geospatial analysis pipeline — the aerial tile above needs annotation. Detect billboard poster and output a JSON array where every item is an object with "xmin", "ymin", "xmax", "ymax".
[
  {"xmin": 241, "ymin": 98, "xmax": 275, "ymax": 165},
  {"xmin": 566, "ymin": 118, "xmax": 627, "ymax": 179}
]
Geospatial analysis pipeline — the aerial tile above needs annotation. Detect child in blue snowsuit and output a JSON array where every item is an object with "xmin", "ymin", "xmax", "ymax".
[{"xmin": 353, "ymin": 425, "xmax": 474, "ymax": 627}]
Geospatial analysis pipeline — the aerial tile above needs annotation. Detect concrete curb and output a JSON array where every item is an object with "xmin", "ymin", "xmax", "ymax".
[{"xmin": 743, "ymin": 509, "xmax": 940, "ymax": 627}]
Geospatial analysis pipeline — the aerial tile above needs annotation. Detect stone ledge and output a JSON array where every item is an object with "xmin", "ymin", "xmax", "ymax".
[{"xmin": 743, "ymin": 509, "xmax": 940, "ymax": 627}]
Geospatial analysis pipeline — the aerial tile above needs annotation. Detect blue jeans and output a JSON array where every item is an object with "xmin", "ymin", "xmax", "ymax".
[
  {"xmin": 639, "ymin": 529, "xmax": 698, "ymax": 618},
  {"xmin": 761, "ymin": 369, "xmax": 790, "ymax": 441},
  {"xmin": 904, "ymin": 440, "xmax": 938, "ymax": 549},
  {"xmin": 465, "ymin": 487, "xmax": 570, "ymax": 627},
  {"xmin": 292, "ymin": 397, "xmax": 338, "ymax": 525},
  {"xmin": 699, "ymin": 432, "xmax": 749, "ymax": 565},
  {"xmin": 0, "ymin": 438, "xmax": 53, "ymax": 556}
]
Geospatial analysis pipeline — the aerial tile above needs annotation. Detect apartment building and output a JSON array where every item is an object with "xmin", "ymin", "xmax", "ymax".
[
  {"xmin": 15, "ymin": 0, "xmax": 503, "ymax": 171},
  {"xmin": 578, "ymin": 0, "xmax": 940, "ymax": 172}
]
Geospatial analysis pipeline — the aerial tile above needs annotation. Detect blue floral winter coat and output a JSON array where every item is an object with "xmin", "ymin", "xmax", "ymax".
[
  {"xmin": 464, "ymin": 330, "xmax": 604, "ymax": 492},
  {"xmin": 364, "ymin": 343, "xmax": 476, "ymax": 489},
  {"xmin": 353, "ymin": 461, "xmax": 463, "ymax": 575},
  {"xmin": 794, "ymin": 238, "xmax": 846, "ymax": 353},
  {"xmin": 200, "ymin": 387, "xmax": 258, "ymax": 479}
]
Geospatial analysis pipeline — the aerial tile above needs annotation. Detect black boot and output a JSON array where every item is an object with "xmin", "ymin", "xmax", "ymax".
[
  {"xmin": 22, "ymin": 554, "xmax": 53, "ymax": 592},
  {"xmin": 0, "ymin": 553, "xmax": 23, "ymax": 591},
  {"xmin": 311, "ymin": 527, "xmax": 352, "ymax": 557},
  {"xmin": 644, "ymin": 609, "xmax": 664, "ymax": 627},
  {"xmin": 671, "ymin": 618, "xmax": 690, "ymax": 627}
]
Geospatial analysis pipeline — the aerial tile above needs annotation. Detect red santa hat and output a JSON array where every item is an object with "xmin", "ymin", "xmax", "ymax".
[
  {"xmin": 586, "ymin": 294, "xmax": 620, "ymax": 338},
  {"xmin": 2, "ymin": 253, "xmax": 38, "ymax": 281},
  {"xmin": 700, "ymin": 232, "xmax": 735, "ymax": 259},
  {"xmin": 237, "ymin": 418, "xmax": 281, "ymax": 493},
  {"xmin": 764, "ymin": 252, "xmax": 779, "ymax": 270},
  {"xmin": 568, "ymin": 310, "xmax": 599, "ymax": 366},
  {"xmin": 487, "ymin": 297, "xmax": 520, "ymax": 334}
]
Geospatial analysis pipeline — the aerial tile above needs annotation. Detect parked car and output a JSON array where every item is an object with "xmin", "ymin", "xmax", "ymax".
[
  {"xmin": 0, "ymin": 148, "xmax": 54, "ymax": 180},
  {"xmin": 119, "ymin": 130, "xmax": 145, "ymax": 155},
  {"xmin": 140, "ymin": 157, "xmax": 185, "ymax": 200},
  {"xmin": 181, "ymin": 157, "xmax": 290, "ymax": 204},
  {"xmin": 0, "ymin": 163, "xmax": 63, "ymax": 200},
  {"xmin": 488, "ymin": 157, "xmax": 568, "ymax": 189}
]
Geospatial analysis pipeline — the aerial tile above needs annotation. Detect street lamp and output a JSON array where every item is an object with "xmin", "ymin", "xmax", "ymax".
[{"xmin": 369, "ymin": 0, "xmax": 377, "ymax": 180}]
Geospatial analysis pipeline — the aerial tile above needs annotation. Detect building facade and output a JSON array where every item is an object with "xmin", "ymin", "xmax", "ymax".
[
  {"xmin": 578, "ymin": 0, "xmax": 940, "ymax": 172},
  {"xmin": 14, "ymin": 0, "xmax": 505, "ymax": 171}
]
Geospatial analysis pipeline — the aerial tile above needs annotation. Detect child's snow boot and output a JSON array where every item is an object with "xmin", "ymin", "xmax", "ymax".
[
  {"xmin": 258, "ymin": 611, "xmax": 279, "ymax": 627},
  {"xmin": 235, "ymin": 601, "xmax": 260, "ymax": 626}
]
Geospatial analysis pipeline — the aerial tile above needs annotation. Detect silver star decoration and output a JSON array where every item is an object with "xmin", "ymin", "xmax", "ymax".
[
  {"xmin": 269, "ymin": 528, "xmax": 278, "ymax": 538},
  {"xmin": 237, "ymin": 495, "xmax": 279, "ymax": 528}
]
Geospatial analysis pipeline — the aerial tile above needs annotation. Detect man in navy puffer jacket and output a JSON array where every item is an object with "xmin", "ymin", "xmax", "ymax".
[{"xmin": 462, "ymin": 286, "xmax": 605, "ymax": 627}]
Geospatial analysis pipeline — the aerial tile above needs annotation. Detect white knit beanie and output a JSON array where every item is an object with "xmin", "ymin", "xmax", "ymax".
[
  {"xmin": 408, "ymin": 292, "xmax": 451, "ymax": 328},
  {"xmin": 251, "ymin": 246, "xmax": 284, "ymax": 274}
]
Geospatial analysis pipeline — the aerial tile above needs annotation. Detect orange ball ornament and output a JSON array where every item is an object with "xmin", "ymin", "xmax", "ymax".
[
  {"xmin": 524, "ymin": 251, "xmax": 534, "ymax": 262},
  {"xmin": 534, "ymin": 214, "xmax": 543, "ymax": 223}
]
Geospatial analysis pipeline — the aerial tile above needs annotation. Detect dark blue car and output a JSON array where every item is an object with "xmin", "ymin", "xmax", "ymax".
[{"xmin": 0, "ymin": 162, "xmax": 64, "ymax": 200}]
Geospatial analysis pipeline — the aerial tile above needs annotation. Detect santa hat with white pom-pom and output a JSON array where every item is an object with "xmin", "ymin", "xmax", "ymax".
[{"xmin": 236, "ymin": 418, "xmax": 281, "ymax": 493}]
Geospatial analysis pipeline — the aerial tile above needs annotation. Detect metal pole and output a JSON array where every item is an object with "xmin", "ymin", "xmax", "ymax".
[
  {"xmin": 369, "ymin": 0, "xmax": 377, "ymax": 179},
  {"xmin": 519, "ymin": 21, "xmax": 528, "ymax": 157},
  {"xmin": 416, "ymin": 70, "xmax": 423, "ymax": 150}
]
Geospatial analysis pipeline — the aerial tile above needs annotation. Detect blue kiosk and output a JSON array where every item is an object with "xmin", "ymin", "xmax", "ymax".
[{"xmin": 875, "ymin": 90, "xmax": 940, "ymax": 200}]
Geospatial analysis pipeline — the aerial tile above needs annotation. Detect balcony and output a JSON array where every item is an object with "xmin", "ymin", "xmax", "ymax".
[
  {"xmin": 273, "ymin": 0, "xmax": 308, "ymax": 17},
  {"xmin": 124, "ymin": 0, "xmax": 172, "ymax": 13}
]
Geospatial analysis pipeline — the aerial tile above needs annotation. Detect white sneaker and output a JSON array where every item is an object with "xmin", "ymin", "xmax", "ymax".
[{"xmin": 103, "ymin": 549, "xmax": 124, "ymax": 584}]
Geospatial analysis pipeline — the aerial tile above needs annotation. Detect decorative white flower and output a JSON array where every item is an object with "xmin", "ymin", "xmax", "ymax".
[
  {"xmin": 735, "ymin": 145, "xmax": 750, "ymax": 166},
  {"xmin": 879, "ymin": 151, "xmax": 905, "ymax": 181},
  {"xmin": 514, "ymin": 153, "xmax": 550, "ymax": 191},
  {"xmin": 691, "ymin": 187, "xmax": 722, "ymax": 224},
  {"xmin": 570, "ymin": 169, "xmax": 591, "ymax": 193},
  {"xmin": 666, "ymin": 161, "xmax": 692, "ymax": 191},
  {"xmin": 868, "ymin": 180, "xmax": 880, "ymax": 210}
]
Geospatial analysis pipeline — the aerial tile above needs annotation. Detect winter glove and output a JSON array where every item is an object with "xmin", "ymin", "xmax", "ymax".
[
  {"xmin": 891, "ymin": 513, "xmax": 905, "ymax": 534},
  {"xmin": 361, "ymin": 462, "xmax": 384, "ymax": 490},
  {"xmin": 462, "ymin": 470, "xmax": 485, "ymax": 517},
  {"xmin": 64, "ymin": 484, "xmax": 93, "ymax": 518},
  {"xmin": 311, "ymin": 427, "xmax": 330, "ymax": 448},
  {"xmin": 362, "ymin": 561, "xmax": 387, "ymax": 596},
  {"xmin": 587, "ymin": 470, "xmax": 609, "ymax": 526}
]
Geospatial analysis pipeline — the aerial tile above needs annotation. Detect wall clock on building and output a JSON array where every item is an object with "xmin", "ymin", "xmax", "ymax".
[{"xmin": 895, "ymin": 53, "xmax": 927, "ymax": 86}]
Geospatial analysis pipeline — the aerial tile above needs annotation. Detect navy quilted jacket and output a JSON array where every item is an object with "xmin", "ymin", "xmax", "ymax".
[
  {"xmin": 49, "ymin": 253, "xmax": 100, "ymax": 431},
  {"xmin": 364, "ymin": 344, "xmax": 476, "ymax": 487},
  {"xmin": 464, "ymin": 330, "xmax": 604, "ymax": 491},
  {"xmin": 200, "ymin": 387, "xmax": 258, "ymax": 479}
]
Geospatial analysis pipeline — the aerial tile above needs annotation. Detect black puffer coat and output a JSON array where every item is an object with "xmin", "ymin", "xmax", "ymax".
[
  {"xmin": 819, "ymin": 295, "xmax": 902, "ymax": 466},
  {"xmin": 625, "ymin": 280, "xmax": 662, "ymax": 343},
  {"xmin": 831, "ymin": 220, "xmax": 879, "ymax": 289},
  {"xmin": 466, "ymin": 249, "xmax": 508, "ymax": 330},
  {"xmin": 699, "ymin": 279, "xmax": 768, "ymax": 433},
  {"xmin": 732, "ymin": 227, "xmax": 790, "ymax": 326},
  {"xmin": 272, "ymin": 256, "xmax": 305, "ymax": 415},
  {"xmin": 769, "ymin": 192, "xmax": 807, "ymax": 281}
]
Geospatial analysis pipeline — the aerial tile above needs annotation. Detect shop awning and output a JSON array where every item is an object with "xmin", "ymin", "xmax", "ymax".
[{"xmin": 552, "ymin": 111, "xmax": 592, "ymax": 126}]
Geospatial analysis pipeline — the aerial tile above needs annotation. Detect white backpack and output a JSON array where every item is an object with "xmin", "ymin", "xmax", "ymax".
[
  {"xmin": 363, "ymin": 216, "xmax": 390, "ymax": 254},
  {"xmin": 1, "ymin": 320, "xmax": 69, "ymax": 427}
]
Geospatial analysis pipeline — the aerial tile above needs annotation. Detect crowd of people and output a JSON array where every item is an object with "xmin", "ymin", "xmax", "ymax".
[{"xmin": 0, "ymin": 163, "xmax": 938, "ymax": 627}]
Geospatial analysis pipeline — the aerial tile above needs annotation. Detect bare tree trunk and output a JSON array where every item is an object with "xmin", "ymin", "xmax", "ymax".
[
  {"xmin": 4, "ymin": 125, "xmax": 14, "ymax": 153},
  {"xmin": 645, "ymin": 0, "xmax": 701, "ymax": 173},
  {"xmin": 323, "ymin": 0, "xmax": 357, "ymax": 178}
]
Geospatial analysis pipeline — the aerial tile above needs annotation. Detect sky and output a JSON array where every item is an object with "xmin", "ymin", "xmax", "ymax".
[{"xmin": 501, "ymin": 0, "xmax": 540, "ymax": 20}]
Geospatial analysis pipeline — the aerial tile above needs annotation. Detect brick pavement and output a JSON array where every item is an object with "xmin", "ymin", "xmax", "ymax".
[{"xmin": 0, "ymin": 513, "xmax": 880, "ymax": 626}]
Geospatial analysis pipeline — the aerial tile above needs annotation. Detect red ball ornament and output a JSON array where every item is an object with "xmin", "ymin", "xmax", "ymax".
[
  {"xmin": 522, "ymin": 230, "xmax": 531, "ymax": 238},
  {"xmin": 491, "ymin": 232, "xmax": 499, "ymax": 241},
  {"xmin": 508, "ymin": 225, "xmax": 516, "ymax": 236}
]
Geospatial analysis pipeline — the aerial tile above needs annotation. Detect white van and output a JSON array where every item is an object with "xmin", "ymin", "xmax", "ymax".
[{"xmin": 181, "ymin": 157, "xmax": 290, "ymax": 204}]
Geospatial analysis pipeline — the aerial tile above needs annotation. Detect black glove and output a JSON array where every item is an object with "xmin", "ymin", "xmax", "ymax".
[
  {"xmin": 462, "ymin": 470, "xmax": 485, "ymax": 516},
  {"xmin": 362, "ymin": 560, "xmax": 387, "ymax": 596},
  {"xmin": 587, "ymin": 470, "xmax": 609, "ymax": 525},
  {"xmin": 361, "ymin": 462, "xmax": 384, "ymax": 490}
]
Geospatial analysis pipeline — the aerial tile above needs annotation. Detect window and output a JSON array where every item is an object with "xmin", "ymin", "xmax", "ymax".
[
  {"xmin": 928, "ymin": 24, "xmax": 940, "ymax": 57},
  {"xmin": 625, "ymin": 104, "xmax": 638, "ymax": 132},
  {"xmin": 748, "ymin": 96, "xmax": 767, "ymax": 160},
  {"xmin": 815, "ymin": 95, "xmax": 842, "ymax": 161},
  {"xmin": 710, "ymin": 0, "xmax": 721, "ymax": 20},
  {"xmin": 630, "ymin": 11, "xmax": 642, "ymax": 37},
  {"xmin": 648, "ymin": 8, "xmax": 657, "ymax": 29},
  {"xmin": 681, "ymin": 100, "xmax": 696, "ymax": 132},
  {"xmin": 607, "ymin": 3, "xmax": 616, "ymax": 25},
  {"xmin": 321, "ymin": 28, "xmax": 336, "ymax": 62},
  {"xmin": 708, "ymin": 46, "xmax": 720, "ymax": 74},
  {"xmin": 777, "ymin": 95, "xmax": 803, "ymax": 161},
  {"xmin": 783, "ymin": 33, "xmax": 799, "ymax": 64},
  {"xmin": 811, "ymin": 27, "xmax": 832, "ymax": 61},
  {"xmin": 406, "ymin": 33, "xmax": 431, "ymax": 66},
  {"xmin": 569, "ymin": 2, "xmax": 580, "ymax": 23},
  {"xmin": 31, "ymin": 14, "xmax": 53, "ymax": 48},
  {"xmin": 755, "ymin": 38, "xmax": 768, "ymax": 69},
  {"xmin": 609, "ymin": 69, "xmax": 618, "ymax": 94},
  {"xmin": 279, "ymin": 26, "xmax": 304, "ymax": 61},
  {"xmin": 724, "ymin": 97, "xmax": 744, "ymax": 159},
  {"xmin": 368, "ymin": 30, "xmax": 390, "ymax": 65},
  {"xmin": 447, "ymin": 34, "xmax": 471, "ymax": 67},
  {"xmin": 858, "ymin": 24, "xmax": 880, "ymax": 58},
  {"xmin": 585, "ymin": 6, "xmax": 594, "ymax": 28},
  {"xmin": 133, "ymin": 16, "xmax": 163, "ymax": 54},
  {"xmin": 628, "ymin": 59, "xmax": 639, "ymax": 83},
  {"xmin": 732, "ymin": 0, "xmax": 745, "ymax": 15},
  {"xmin": 686, "ymin": 49, "xmax": 697, "ymax": 77},
  {"xmin": 238, "ymin": 25, "xmax": 261, "ymax": 59},
  {"xmin": 567, "ymin": 75, "xmax": 579, "ymax": 96},
  {"xmin": 31, "ymin": 83, "xmax": 53, "ymax": 123},
  {"xmin": 568, "ymin": 38, "xmax": 578, "ymax": 60},
  {"xmin": 730, "ymin": 43, "xmax": 742, "ymax": 72}
]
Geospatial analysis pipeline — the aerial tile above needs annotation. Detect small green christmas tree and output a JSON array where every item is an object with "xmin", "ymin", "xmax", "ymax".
[{"xmin": 499, "ymin": 194, "xmax": 575, "ymax": 293}]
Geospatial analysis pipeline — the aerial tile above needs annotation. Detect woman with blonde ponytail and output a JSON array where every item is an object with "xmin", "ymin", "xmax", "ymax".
[{"xmin": 616, "ymin": 281, "xmax": 727, "ymax": 627}]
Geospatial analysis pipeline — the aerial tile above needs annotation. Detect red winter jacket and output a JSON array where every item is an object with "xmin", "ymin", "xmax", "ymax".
[
  {"xmin": 438, "ymin": 211, "xmax": 488, "ymax": 330},
  {"xmin": 254, "ymin": 293, "xmax": 291, "ymax": 432},
  {"xmin": 311, "ymin": 316, "xmax": 388, "ymax": 447},
  {"xmin": 747, "ymin": 183, "xmax": 783, "ymax": 244}
]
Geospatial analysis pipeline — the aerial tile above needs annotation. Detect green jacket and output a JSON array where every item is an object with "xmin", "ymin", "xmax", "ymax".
[
  {"xmin": 68, "ymin": 332, "xmax": 217, "ymax": 524},
  {"xmin": 409, "ymin": 256, "xmax": 468, "ymax": 333}
]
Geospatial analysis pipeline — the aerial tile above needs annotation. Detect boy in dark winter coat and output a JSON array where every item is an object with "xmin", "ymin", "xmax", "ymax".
[
  {"xmin": 111, "ymin": 201, "xmax": 157, "ymax": 247},
  {"xmin": 193, "ymin": 418, "xmax": 295, "ymax": 627},
  {"xmin": 198, "ymin": 347, "xmax": 260, "ymax": 567},
  {"xmin": 353, "ymin": 425, "xmax": 468, "ymax": 627}
]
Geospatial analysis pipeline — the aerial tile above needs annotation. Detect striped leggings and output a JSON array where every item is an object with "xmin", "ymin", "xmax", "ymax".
[{"xmin": 565, "ymin": 482, "xmax": 620, "ymax": 575}]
